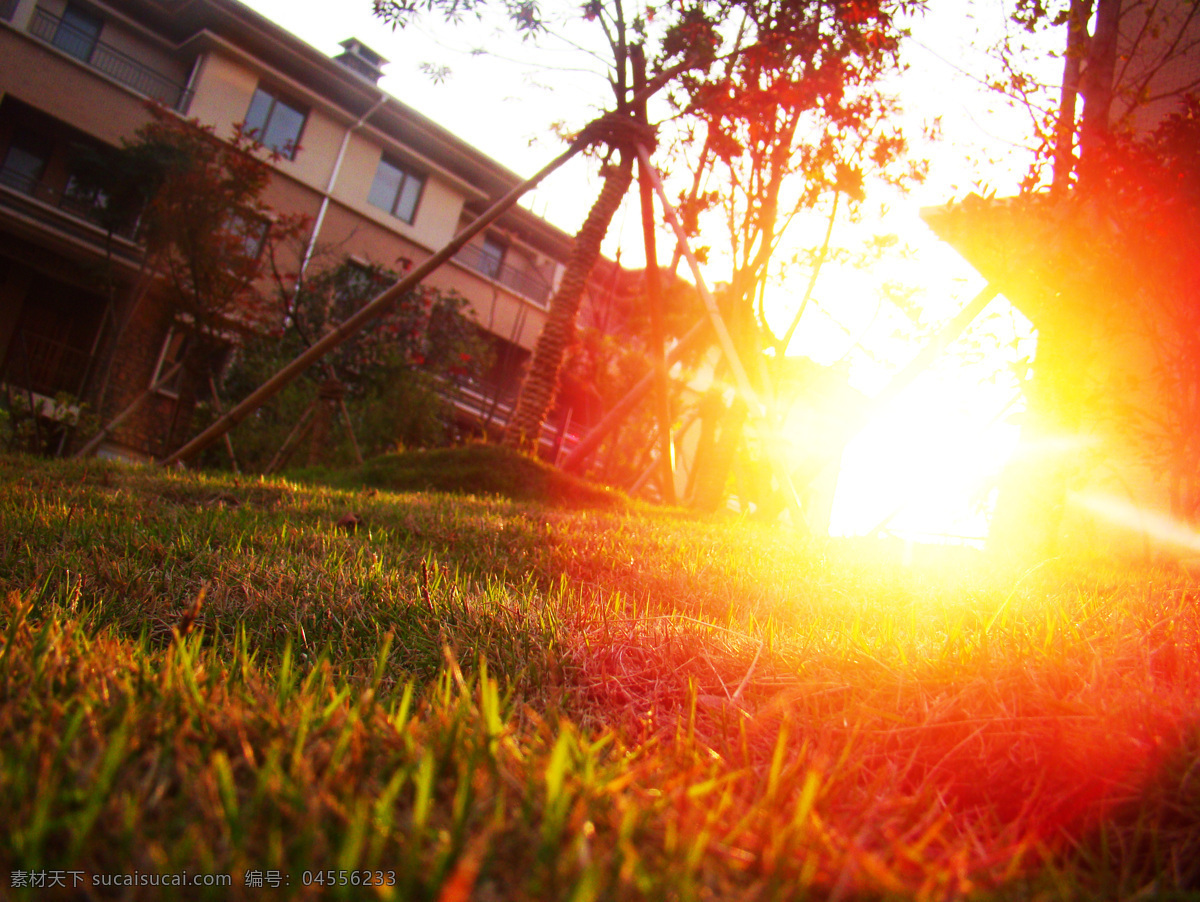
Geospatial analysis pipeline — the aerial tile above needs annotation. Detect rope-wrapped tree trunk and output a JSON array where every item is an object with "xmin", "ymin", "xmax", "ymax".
[{"xmin": 504, "ymin": 152, "xmax": 634, "ymax": 451}]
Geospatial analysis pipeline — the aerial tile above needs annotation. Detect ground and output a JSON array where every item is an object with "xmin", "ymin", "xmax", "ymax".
[{"xmin": 0, "ymin": 450, "xmax": 1197, "ymax": 900}]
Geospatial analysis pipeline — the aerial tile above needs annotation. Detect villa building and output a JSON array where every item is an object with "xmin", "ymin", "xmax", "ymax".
[{"xmin": 0, "ymin": 0, "xmax": 601, "ymax": 460}]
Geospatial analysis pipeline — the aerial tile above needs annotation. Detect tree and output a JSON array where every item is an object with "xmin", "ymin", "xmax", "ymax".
[
  {"xmin": 212, "ymin": 258, "xmax": 489, "ymax": 470},
  {"xmin": 1086, "ymin": 100, "xmax": 1200, "ymax": 520},
  {"xmin": 374, "ymin": 0, "xmax": 920, "ymax": 455},
  {"xmin": 666, "ymin": 0, "xmax": 921, "ymax": 512},
  {"xmin": 72, "ymin": 105, "xmax": 306, "ymax": 451},
  {"xmin": 985, "ymin": 0, "xmax": 1200, "ymax": 191},
  {"xmin": 967, "ymin": 0, "xmax": 1200, "ymax": 549}
]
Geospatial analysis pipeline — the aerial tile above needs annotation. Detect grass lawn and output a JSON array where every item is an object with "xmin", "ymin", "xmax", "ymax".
[{"xmin": 1, "ymin": 449, "xmax": 1198, "ymax": 900}]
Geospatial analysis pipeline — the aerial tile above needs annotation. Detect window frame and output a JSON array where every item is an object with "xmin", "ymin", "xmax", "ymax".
[
  {"xmin": 242, "ymin": 85, "xmax": 307, "ymax": 160},
  {"xmin": 366, "ymin": 154, "xmax": 425, "ymax": 225},
  {"xmin": 150, "ymin": 326, "xmax": 188, "ymax": 398},
  {"xmin": 479, "ymin": 236, "xmax": 507, "ymax": 280},
  {"xmin": 0, "ymin": 137, "xmax": 50, "ymax": 195},
  {"xmin": 223, "ymin": 213, "xmax": 270, "ymax": 262}
]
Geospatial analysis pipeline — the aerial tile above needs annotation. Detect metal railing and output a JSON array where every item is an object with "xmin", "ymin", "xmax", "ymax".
[
  {"xmin": 436, "ymin": 377, "xmax": 580, "ymax": 454},
  {"xmin": 0, "ymin": 162, "xmax": 141, "ymax": 241},
  {"xmin": 2, "ymin": 329, "xmax": 92, "ymax": 399},
  {"xmin": 28, "ymin": 6, "xmax": 191, "ymax": 111},
  {"xmin": 454, "ymin": 242, "xmax": 552, "ymax": 307}
]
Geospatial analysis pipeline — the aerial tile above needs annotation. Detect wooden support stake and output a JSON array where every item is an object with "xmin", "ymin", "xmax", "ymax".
[
  {"xmin": 561, "ymin": 318, "xmax": 708, "ymax": 473},
  {"xmin": 798, "ymin": 281, "xmax": 1004, "ymax": 495},
  {"xmin": 632, "ymin": 45, "xmax": 676, "ymax": 504},
  {"xmin": 208, "ymin": 376, "xmax": 240, "ymax": 473},
  {"xmin": 265, "ymin": 401, "xmax": 317, "ymax": 475},
  {"xmin": 339, "ymin": 398, "xmax": 363, "ymax": 465}
]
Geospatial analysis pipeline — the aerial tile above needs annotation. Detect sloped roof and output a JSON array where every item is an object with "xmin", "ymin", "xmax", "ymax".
[{"xmin": 920, "ymin": 193, "xmax": 1083, "ymax": 330}]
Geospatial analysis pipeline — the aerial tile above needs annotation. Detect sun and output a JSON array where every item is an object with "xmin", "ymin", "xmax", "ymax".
[
  {"xmin": 768, "ymin": 248, "xmax": 1035, "ymax": 545},
  {"xmin": 827, "ymin": 370, "xmax": 1024, "ymax": 544}
]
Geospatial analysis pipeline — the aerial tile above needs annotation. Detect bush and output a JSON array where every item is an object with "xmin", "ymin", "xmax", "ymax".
[{"xmin": 198, "ymin": 260, "xmax": 490, "ymax": 472}]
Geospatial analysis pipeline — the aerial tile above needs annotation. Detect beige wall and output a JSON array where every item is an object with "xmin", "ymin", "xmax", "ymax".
[
  {"xmin": 334, "ymin": 130, "xmax": 466, "ymax": 250},
  {"xmin": 314, "ymin": 202, "xmax": 546, "ymax": 349},
  {"xmin": 0, "ymin": 29, "xmax": 152, "ymax": 142},
  {"xmin": 188, "ymin": 52, "xmax": 331, "ymax": 187},
  {"xmin": 190, "ymin": 51, "xmax": 475, "ymax": 256}
]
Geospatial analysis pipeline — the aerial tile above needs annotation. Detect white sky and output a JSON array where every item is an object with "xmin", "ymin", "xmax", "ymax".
[
  {"xmin": 238, "ymin": 0, "xmax": 1054, "ymax": 238},
  {"xmin": 238, "ymin": 0, "xmax": 1060, "ymax": 539}
]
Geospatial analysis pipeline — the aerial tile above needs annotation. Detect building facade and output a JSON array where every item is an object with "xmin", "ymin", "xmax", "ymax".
[{"xmin": 0, "ymin": 0, "xmax": 595, "ymax": 460}]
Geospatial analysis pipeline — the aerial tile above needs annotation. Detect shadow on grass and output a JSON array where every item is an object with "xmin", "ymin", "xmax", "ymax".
[{"xmin": 301, "ymin": 444, "xmax": 630, "ymax": 511}]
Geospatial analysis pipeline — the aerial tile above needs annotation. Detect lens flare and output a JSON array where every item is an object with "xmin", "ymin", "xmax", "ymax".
[{"xmin": 1071, "ymin": 492, "xmax": 1200, "ymax": 552}]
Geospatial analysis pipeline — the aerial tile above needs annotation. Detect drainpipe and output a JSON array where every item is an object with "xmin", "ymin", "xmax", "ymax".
[{"xmin": 298, "ymin": 92, "xmax": 388, "ymax": 280}]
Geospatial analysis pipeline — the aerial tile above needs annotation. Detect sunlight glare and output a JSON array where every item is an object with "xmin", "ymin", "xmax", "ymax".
[
  {"xmin": 828, "ymin": 373, "xmax": 1023, "ymax": 544},
  {"xmin": 1071, "ymin": 492, "xmax": 1200, "ymax": 553}
]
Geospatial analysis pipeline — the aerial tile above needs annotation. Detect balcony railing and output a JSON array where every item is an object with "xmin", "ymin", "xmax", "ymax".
[
  {"xmin": 28, "ymin": 6, "xmax": 191, "ymax": 111},
  {"xmin": 2, "ymin": 329, "xmax": 93, "ymax": 399},
  {"xmin": 0, "ymin": 162, "xmax": 141, "ymax": 243},
  {"xmin": 454, "ymin": 243, "xmax": 552, "ymax": 307},
  {"xmin": 437, "ymin": 377, "xmax": 580, "ymax": 454}
]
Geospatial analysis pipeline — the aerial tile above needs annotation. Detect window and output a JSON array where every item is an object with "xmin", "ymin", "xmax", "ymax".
[
  {"xmin": 0, "ymin": 139, "xmax": 49, "ymax": 195},
  {"xmin": 52, "ymin": 3, "xmax": 103, "ymax": 62},
  {"xmin": 224, "ymin": 214, "xmax": 269, "ymax": 261},
  {"xmin": 479, "ymin": 236, "xmax": 507, "ymax": 279},
  {"xmin": 367, "ymin": 156, "xmax": 424, "ymax": 223},
  {"xmin": 243, "ymin": 87, "xmax": 306, "ymax": 158}
]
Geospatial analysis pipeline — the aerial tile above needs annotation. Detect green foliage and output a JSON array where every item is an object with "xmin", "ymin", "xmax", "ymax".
[
  {"xmin": 0, "ymin": 391, "xmax": 97, "ymax": 457},
  {"xmin": 73, "ymin": 107, "xmax": 305, "ymax": 336}
]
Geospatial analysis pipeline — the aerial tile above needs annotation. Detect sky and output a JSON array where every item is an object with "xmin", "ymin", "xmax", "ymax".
[
  {"xmin": 237, "ymin": 1, "xmax": 1052, "ymax": 235},
  {"xmin": 237, "ymin": 0, "xmax": 1059, "ymax": 541}
]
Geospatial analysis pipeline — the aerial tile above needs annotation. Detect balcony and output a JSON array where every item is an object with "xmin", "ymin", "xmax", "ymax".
[
  {"xmin": 27, "ymin": 6, "xmax": 191, "ymax": 111},
  {"xmin": 454, "ymin": 242, "xmax": 552, "ymax": 307},
  {"xmin": 0, "ymin": 161, "xmax": 142, "ymax": 262},
  {"xmin": 2, "ymin": 328, "xmax": 93, "ymax": 399}
]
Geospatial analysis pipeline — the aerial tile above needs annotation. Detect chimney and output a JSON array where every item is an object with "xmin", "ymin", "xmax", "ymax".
[{"xmin": 334, "ymin": 38, "xmax": 388, "ymax": 84}]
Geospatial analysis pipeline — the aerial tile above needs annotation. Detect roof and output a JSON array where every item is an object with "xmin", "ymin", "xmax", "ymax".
[{"xmin": 919, "ymin": 192, "xmax": 1107, "ymax": 331}]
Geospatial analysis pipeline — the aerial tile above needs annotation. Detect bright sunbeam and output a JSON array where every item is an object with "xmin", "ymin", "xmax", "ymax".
[{"xmin": 1071, "ymin": 492, "xmax": 1200, "ymax": 553}]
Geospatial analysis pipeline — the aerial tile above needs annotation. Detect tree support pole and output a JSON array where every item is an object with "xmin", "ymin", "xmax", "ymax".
[
  {"xmin": 797, "ymin": 281, "xmax": 1003, "ymax": 497},
  {"xmin": 635, "ymin": 144, "xmax": 806, "ymax": 528},
  {"xmin": 265, "ymin": 402, "xmax": 317, "ymax": 475},
  {"xmin": 633, "ymin": 45, "xmax": 676, "ymax": 504},
  {"xmin": 208, "ymin": 376, "xmax": 240, "ymax": 473},
  {"xmin": 161, "ymin": 140, "xmax": 587, "ymax": 467},
  {"xmin": 865, "ymin": 282, "xmax": 1000, "ymax": 418}
]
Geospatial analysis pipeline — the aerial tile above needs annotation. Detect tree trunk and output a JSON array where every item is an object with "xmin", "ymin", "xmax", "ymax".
[
  {"xmin": 1052, "ymin": 0, "xmax": 1093, "ymax": 194},
  {"xmin": 1079, "ymin": 0, "xmax": 1122, "ymax": 174},
  {"xmin": 504, "ymin": 153, "xmax": 634, "ymax": 451}
]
